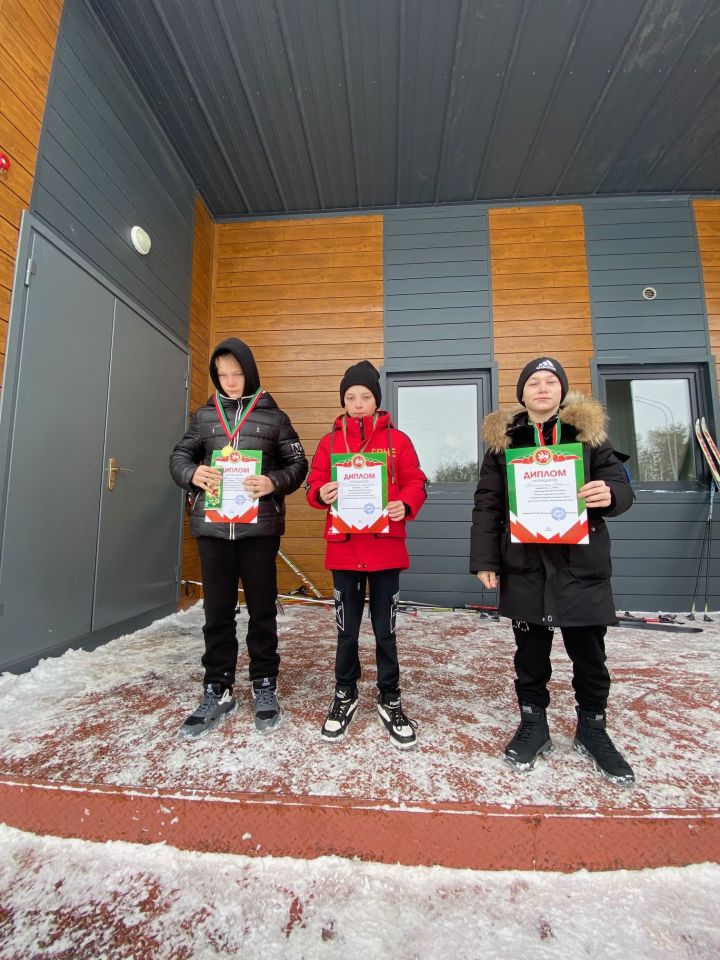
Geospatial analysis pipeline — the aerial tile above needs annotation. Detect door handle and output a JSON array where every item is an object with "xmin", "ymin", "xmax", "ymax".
[{"xmin": 107, "ymin": 457, "xmax": 133, "ymax": 491}]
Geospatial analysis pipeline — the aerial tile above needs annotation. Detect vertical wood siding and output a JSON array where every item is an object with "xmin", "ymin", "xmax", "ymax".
[
  {"xmin": 489, "ymin": 205, "xmax": 594, "ymax": 406},
  {"xmin": 693, "ymin": 199, "xmax": 720, "ymax": 385},
  {"xmin": 0, "ymin": 0, "xmax": 63, "ymax": 390},
  {"xmin": 31, "ymin": 0, "xmax": 195, "ymax": 341},
  {"xmin": 181, "ymin": 196, "xmax": 214, "ymax": 594},
  {"xmin": 211, "ymin": 215, "xmax": 384, "ymax": 596},
  {"xmin": 585, "ymin": 198, "xmax": 707, "ymax": 358}
]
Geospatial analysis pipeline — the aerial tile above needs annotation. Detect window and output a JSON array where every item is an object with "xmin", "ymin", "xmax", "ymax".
[
  {"xmin": 598, "ymin": 364, "xmax": 712, "ymax": 486},
  {"xmin": 388, "ymin": 372, "xmax": 489, "ymax": 487}
]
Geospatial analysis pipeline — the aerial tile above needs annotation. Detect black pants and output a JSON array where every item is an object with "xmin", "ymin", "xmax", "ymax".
[
  {"xmin": 512, "ymin": 621, "xmax": 610, "ymax": 712},
  {"xmin": 332, "ymin": 569, "xmax": 401, "ymax": 694},
  {"xmin": 198, "ymin": 535, "xmax": 280, "ymax": 687}
]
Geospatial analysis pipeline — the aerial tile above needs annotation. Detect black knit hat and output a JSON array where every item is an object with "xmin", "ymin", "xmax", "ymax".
[
  {"xmin": 516, "ymin": 357, "xmax": 569, "ymax": 405},
  {"xmin": 339, "ymin": 360, "xmax": 382, "ymax": 408}
]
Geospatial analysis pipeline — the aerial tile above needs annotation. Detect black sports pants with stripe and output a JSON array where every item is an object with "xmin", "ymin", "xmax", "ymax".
[{"xmin": 332, "ymin": 569, "xmax": 401, "ymax": 694}]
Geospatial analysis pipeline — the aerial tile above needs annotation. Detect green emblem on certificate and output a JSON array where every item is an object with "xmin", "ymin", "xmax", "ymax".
[
  {"xmin": 330, "ymin": 451, "xmax": 389, "ymax": 534},
  {"xmin": 505, "ymin": 442, "xmax": 588, "ymax": 544},
  {"xmin": 204, "ymin": 449, "xmax": 263, "ymax": 524}
]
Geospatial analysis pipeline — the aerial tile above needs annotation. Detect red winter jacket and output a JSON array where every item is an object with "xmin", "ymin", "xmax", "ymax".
[{"xmin": 306, "ymin": 412, "xmax": 427, "ymax": 572}]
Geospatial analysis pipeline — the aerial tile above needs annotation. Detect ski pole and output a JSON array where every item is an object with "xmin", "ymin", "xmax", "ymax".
[
  {"xmin": 689, "ymin": 515, "xmax": 710, "ymax": 621},
  {"xmin": 277, "ymin": 548, "xmax": 324, "ymax": 599},
  {"xmin": 182, "ymin": 579, "xmax": 331, "ymax": 607},
  {"xmin": 702, "ymin": 482, "xmax": 715, "ymax": 621}
]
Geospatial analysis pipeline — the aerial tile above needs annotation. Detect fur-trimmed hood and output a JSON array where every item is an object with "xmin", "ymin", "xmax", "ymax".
[{"xmin": 482, "ymin": 391, "xmax": 608, "ymax": 453}]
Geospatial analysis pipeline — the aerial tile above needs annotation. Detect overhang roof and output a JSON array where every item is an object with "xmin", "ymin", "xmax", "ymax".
[{"xmin": 91, "ymin": 0, "xmax": 720, "ymax": 217}]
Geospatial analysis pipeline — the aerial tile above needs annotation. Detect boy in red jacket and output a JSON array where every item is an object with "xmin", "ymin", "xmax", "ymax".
[{"xmin": 306, "ymin": 361, "xmax": 427, "ymax": 749}]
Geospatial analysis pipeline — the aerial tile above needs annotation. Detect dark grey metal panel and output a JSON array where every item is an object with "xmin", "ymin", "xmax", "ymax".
[
  {"xmin": 593, "ymin": 301, "xmax": 705, "ymax": 320},
  {"xmin": 0, "ymin": 233, "xmax": 114, "ymax": 664},
  {"xmin": 93, "ymin": 302, "xmax": 187, "ymax": 630},
  {"xmin": 33, "ymin": 0, "xmax": 195, "ymax": 341},
  {"xmin": 585, "ymin": 201, "xmax": 713, "ymax": 609},
  {"xmin": 584, "ymin": 198, "xmax": 709, "ymax": 359},
  {"xmin": 385, "ymin": 307, "xmax": 492, "ymax": 327},
  {"xmin": 384, "ymin": 208, "xmax": 491, "ymax": 605},
  {"xmin": 386, "ymin": 338, "xmax": 492, "ymax": 360},
  {"xmin": 383, "ymin": 209, "xmax": 491, "ymax": 366},
  {"xmin": 89, "ymin": 0, "xmax": 720, "ymax": 215}
]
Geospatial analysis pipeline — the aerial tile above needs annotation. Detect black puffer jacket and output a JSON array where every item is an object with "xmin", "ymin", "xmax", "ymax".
[
  {"xmin": 169, "ymin": 339, "xmax": 308, "ymax": 540},
  {"xmin": 469, "ymin": 393, "xmax": 633, "ymax": 627}
]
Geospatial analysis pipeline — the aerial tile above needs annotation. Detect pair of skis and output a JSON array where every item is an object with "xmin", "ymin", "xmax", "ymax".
[
  {"xmin": 615, "ymin": 612, "xmax": 702, "ymax": 635},
  {"xmin": 692, "ymin": 417, "xmax": 720, "ymax": 621},
  {"xmin": 399, "ymin": 600, "xmax": 499, "ymax": 619}
]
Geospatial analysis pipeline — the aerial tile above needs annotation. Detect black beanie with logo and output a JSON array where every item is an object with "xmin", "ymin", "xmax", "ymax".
[
  {"xmin": 339, "ymin": 360, "xmax": 382, "ymax": 408},
  {"xmin": 516, "ymin": 357, "xmax": 569, "ymax": 405}
]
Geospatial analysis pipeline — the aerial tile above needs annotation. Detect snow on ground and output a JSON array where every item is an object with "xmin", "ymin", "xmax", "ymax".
[
  {"xmin": 0, "ymin": 603, "xmax": 718, "ymax": 812},
  {"xmin": 0, "ymin": 824, "xmax": 718, "ymax": 960}
]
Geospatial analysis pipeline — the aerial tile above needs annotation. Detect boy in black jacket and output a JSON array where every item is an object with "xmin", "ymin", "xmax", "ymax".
[{"xmin": 170, "ymin": 338, "xmax": 307, "ymax": 739}]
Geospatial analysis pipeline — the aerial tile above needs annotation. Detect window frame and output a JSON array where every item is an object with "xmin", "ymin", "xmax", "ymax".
[
  {"xmin": 386, "ymin": 369, "xmax": 491, "ymax": 498},
  {"xmin": 596, "ymin": 362, "xmax": 714, "ymax": 490}
]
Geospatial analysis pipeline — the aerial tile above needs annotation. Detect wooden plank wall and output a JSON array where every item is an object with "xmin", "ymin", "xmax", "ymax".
[
  {"xmin": 212, "ymin": 215, "xmax": 384, "ymax": 596},
  {"xmin": 181, "ymin": 196, "xmax": 214, "ymax": 595},
  {"xmin": 488, "ymin": 205, "xmax": 594, "ymax": 406},
  {"xmin": 0, "ymin": 0, "xmax": 63, "ymax": 389},
  {"xmin": 693, "ymin": 199, "xmax": 720, "ymax": 386}
]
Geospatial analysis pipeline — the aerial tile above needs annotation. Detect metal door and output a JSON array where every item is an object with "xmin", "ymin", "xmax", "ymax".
[
  {"xmin": 92, "ymin": 300, "xmax": 188, "ymax": 629},
  {"xmin": 0, "ymin": 232, "xmax": 114, "ymax": 663}
]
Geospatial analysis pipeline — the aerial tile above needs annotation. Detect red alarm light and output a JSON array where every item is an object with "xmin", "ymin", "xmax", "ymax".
[{"xmin": 0, "ymin": 151, "xmax": 10, "ymax": 174}]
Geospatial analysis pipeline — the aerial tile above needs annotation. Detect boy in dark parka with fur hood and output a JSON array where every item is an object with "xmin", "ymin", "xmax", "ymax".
[{"xmin": 470, "ymin": 357, "xmax": 635, "ymax": 784}]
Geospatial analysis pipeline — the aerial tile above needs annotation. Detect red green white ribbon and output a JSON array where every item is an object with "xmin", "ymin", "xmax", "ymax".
[
  {"xmin": 533, "ymin": 419, "xmax": 560, "ymax": 447},
  {"xmin": 214, "ymin": 387, "xmax": 263, "ymax": 443}
]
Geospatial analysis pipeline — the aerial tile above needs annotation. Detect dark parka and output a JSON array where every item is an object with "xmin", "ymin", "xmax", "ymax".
[
  {"xmin": 469, "ymin": 392, "xmax": 634, "ymax": 627},
  {"xmin": 169, "ymin": 338, "xmax": 308, "ymax": 540}
]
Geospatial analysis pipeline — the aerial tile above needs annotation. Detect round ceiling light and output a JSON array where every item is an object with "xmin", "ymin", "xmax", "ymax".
[{"xmin": 130, "ymin": 225, "xmax": 152, "ymax": 255}]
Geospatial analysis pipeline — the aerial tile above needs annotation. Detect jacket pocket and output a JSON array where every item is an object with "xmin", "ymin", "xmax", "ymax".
[
  {"xmin": 500, "ymin": 529, "xmax": 528, "ymax": 574},
  {"xmin": 565, "ymin": 521, "xmax": 612, "ymax": 579}
]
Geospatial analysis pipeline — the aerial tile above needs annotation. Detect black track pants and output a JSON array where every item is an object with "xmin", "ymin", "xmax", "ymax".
[
  {"xmin": 198, "ymin": 535, "xmax": 280, "ymax": 686},
  {"xmin": 332, "ymin": 569, "xmax": 401, "ymax": 694},
  {"xmin": 511, "ymin": 621, "xmax": 611, "ymax": 712}
]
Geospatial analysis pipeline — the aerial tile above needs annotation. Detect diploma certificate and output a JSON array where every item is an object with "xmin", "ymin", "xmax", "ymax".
[
  {"xmin": 204, "ymin": 449, "xmax": 262, "ymax": 524},
  {"xmin": 506, "ymin": 443, "xmax": 588, "ymax": 544},
  {"xmin": 330, "ymin": 452, "xmax": 389, "ymax": 534}
]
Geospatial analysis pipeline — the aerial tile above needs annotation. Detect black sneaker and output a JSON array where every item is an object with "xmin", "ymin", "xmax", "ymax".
[
  {"xmin": 377, "ymin": 692, "xmax": 418, "ymax": 750},
  {"xmin": 252, "ymin": 677, "xmax": 282, "ymax": 734},
  {"xmin": 178, "ymin": 683, "xmax": 237, "ymax": 740},
  {"xmin": 573, "ymin": 708, "xmax": 635, "ymax": 785},
  {"xmin": 321, "ymin": 686, "xmax": 359, "ymax": 742},
  {"xmin": 504, "ymin": 703, "xmax": 554, "ymax": 771}
]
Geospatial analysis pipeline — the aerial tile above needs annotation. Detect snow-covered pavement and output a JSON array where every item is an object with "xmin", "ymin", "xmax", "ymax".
[
  {"xmin": 1, "ymin": 824, "xmax": 719, "ymax": 959},
  {"xmin": 1, "ymin": 602, "xmax": 719, "ymax": 956},
  {"xmin": 0, "ymin": 602, "xmax": 718, "ymax": 813}
]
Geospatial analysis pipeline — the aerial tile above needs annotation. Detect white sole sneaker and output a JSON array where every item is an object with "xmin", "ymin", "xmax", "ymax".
[
  {"xmin": 573, "ymin": 739, "xmax": 635, "ymax": 786},
  {"xmin": 377, "ymin": 703, "xmax": 418, "ymax": 750},
  {"xmin": 320, "ymin": 702, "xmax": 359, "ymax": 743},
  {"xmin": 504, "ymin": 739, "xmax": 554, "ymax": 772}
]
